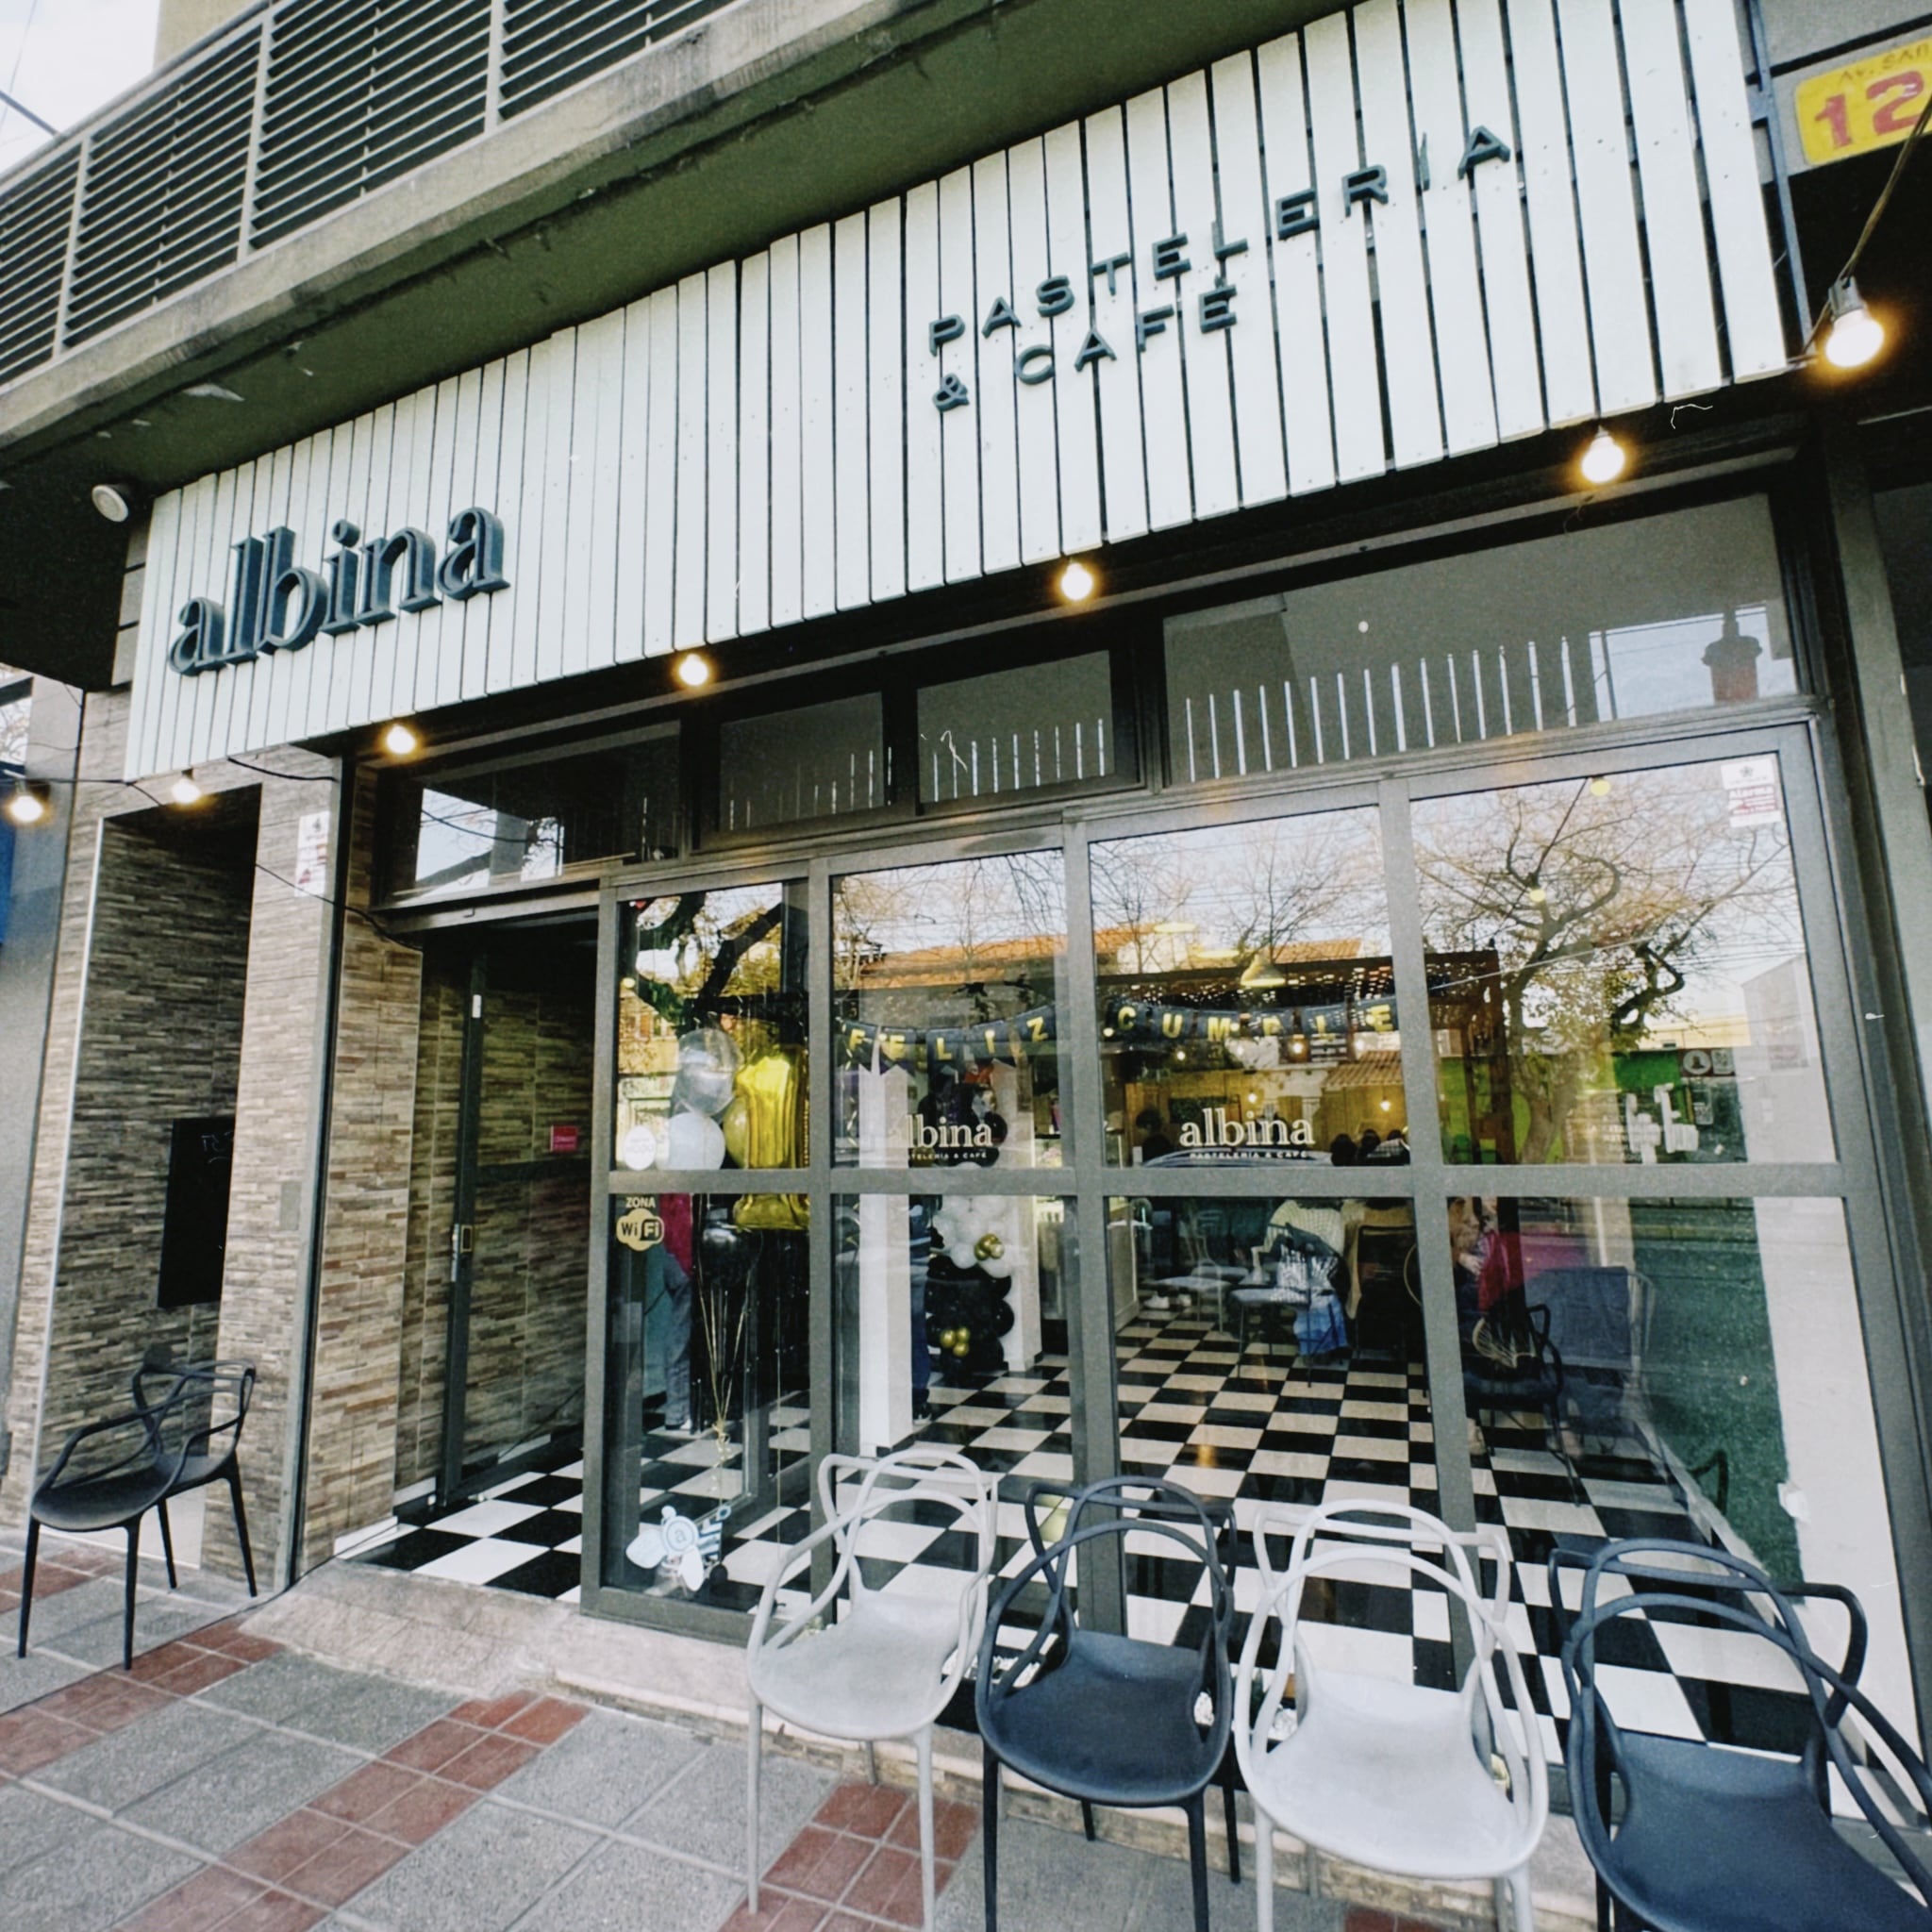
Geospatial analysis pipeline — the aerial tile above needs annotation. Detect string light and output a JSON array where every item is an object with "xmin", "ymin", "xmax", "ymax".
[
  {"xmin": 1058, "ymin": 558, "xmax": 1096, "ymax": 602},
  {"xmin": 1823, "ymin": 279, "xmax": 1885, "ymax": 370},
  {"xmin": 675, "ymin": 653, "xmax": 713, "ymax": 688},
  {"xmin": 1579, "ymin": 425, "xmax": 1626, "ymax": 486},
  {"xmin": 5, "ymin": 784, "xmax": 48, "ymax": 825},
  {"xmin": 168, "ymin": 770, "xmax": 203, "ymax": 806},
  {"xmin": 381, "ymin": 721, "xmax": 420, "ymax": 757}
]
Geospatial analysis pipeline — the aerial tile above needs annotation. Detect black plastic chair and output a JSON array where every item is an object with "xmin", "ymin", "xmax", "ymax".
[
  {"xmin": 975, "ymin": 1475, "xmax": 1237, "ymax": 1932},
  {"xmin": 132, "ymin": 1357, "xmax": 258, "ymax": 1597},
  {"xmin": 18, "ymin": 1375, "xmax": 196, "ymax": 1671},
  {"xmin": 1557, "ymin": 1539, "xmax": 1932, "ymax": 1931}
]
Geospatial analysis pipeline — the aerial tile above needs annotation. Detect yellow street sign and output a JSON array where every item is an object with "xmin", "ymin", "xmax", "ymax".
[{"xmin": 1796, "ymin": 39, "xmax": 1931, "ymax": 167}]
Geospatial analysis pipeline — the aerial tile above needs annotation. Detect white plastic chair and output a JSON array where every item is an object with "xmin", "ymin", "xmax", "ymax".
[
  {"xmin": 1234, "ymin": 1500, "xmax": 1549, "ymax": 1932},
  {"xmin": 746, "ymin": 1446, "xmax": 997, "ymax": 1929}
]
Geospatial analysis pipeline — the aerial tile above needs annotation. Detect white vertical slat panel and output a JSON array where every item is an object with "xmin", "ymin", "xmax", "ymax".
[
  {"xmin": 414, "ymin": 379, "xmax": 465, "ymax": 713},
  {"xmin": 558, "ymin": 316, "xmax": 612, "ymax": 678},
  {"xmin": 866, "ymin": 200, "xmax": 906, "ymax": 603},
  {"xmin": 340, "ymin": 404, "xmax": 398, "ymax": 730},
  {"xmin": 302, "ymin": 425, "xmax": 353, "ymax": 734},
  {"xmin": 1007, "ymin": 137, "xmax": 1062, "ymax": 565},
  {"xmin": 156, "ymin": 472, "xmax": 217, "ymax": 777},
  {"xmin": 1556, "ymin": 0, "xmax": 1657, "ymax": 413},
  {"xmin": 1681, "ymin": 0, "xmax": 1785, "ymax": 377},
  {"xmin": 1124, "ymin": 88, "xmax": 1191, "ymax": 531},
  {"xmin": 936, "ymin": 170, "xmax": 980, "ymax": 583},
  {"xmin": 172, "ymin": 459, "xmax": 227, "ymax": 769},
  {"xmin": 458, "ymin": 358, "xmax": 508, "ymax": 703},
  {"xmin": 902, "ymin": 186, "xmax": 943, "ymax": 594},
  {"xmin": 261, "ymin": 436, "xmax": 314, "ymax": 752},
  {"xmin": 1303, "ymin": 13, "xmax": 1386, "ymax": 482},
  {"xmin": 706, "ymin": 260, "xmax": 739, "ymax": 641},
  {"xmin": 1041, "ymin": 121, "xmax": 1102, "ymax": 553},
  {"xmin": 674, "ymin": 275, "xmax": 708, "ymax": 649},
  {"xmin": 395, "ymin": 387, "xmax": 441, "ymax": 717},
  {"xmin": 832, "ymin": 212, "xmax": 871, "ymax": 611},
  {"xmin": 1455, "ymin": 0, "xmax": 1547, "ymax": 439},
  {"xmin": 1403, "ymin": 0, "xmax": 1501, "ymax": 455},
  {"xmin": 1505, "ymin": 0, "xmax": 1598, "ymax": 425},
  {"xmin": 1208, "ymin": 52, "xmax": 1288, "ymax": 508},
  {"xmin": 1082, "ymin": 107, "xmax": 1149, "ymax": 541},
  {"xmin": 1255, "ymin": 33, "xmax": 1337, "ymax": 496},
  {"xmin": 430, "ymin": 376, "xmax": 479, "ymax": 708},
  {"xmin": 1620, "ymin": 0, "xmax": 1722, "ymax": 396},
  {"xmin": 643, "ymin": 286, "xmax": 680, "ymax": 655},
  {"xmin": 580, "ymin": 319, "xmax": 629, "ymax": 673},
  {"xmin": 533, "ymin": 340, "xmax": 575, "ymax": 688},
  {"xmin": 125, "ymin": 486, "xmax": 182, "ymax": 780},
  {"xmin": 506, "ymin": 345, "xmax": 552, "ymax": 688},
  {"xmin": 767, "ymin": 238, "xmax": 804, "ymax": 626},
  {"xmin": 1166, "ymin": 71, "xmax": 1241, "ymax": 519},
  {"xmin": 1353, "ymin": 0, "xmax": 1445, "ymax": 469},
  {"xmin": 219, "ymin": 448, "xmax": 277, "ymax": 760},
  {"xmin": 799, "ymin": 224, "xmax": 837, "ymax": 620},
  {"xmin": 190, "ymin": 456, "xmax": 257, "ymax": 765},
  {"xmin": 736, "ymin": 259, "xmax": 771, "ymax": 638},
  {"xmin": 240, "ymin": 446, "xmax": 291, "ymax": 753},
  {"xmin": 973, "ymin": 152, "xmax": 1023, "ymax": 576},
  {"xmin": 486, "ymin": 357, "xmax": 529, "ymax": 691}
]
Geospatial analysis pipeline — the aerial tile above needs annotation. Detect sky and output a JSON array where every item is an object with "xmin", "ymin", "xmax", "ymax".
[{"xmin": 0, "ymin": 0, "xmax": 160, "ymax": 178}]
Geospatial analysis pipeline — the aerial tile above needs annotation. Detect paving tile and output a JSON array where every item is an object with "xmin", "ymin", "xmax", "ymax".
[
  {"xmin": 36, "ymin": 1696, "xmax": 256, "ymax": 1807},
  {"xmin": 841, "ymin": 1842, "xmax": 928, "ymax": 1924},
  {"xmin": 382, "ymin": 1716, "xmax": 490, "ymax": 1774},
  {"xmin": 0, "ymin": 1649, "xmax": 91, "ymax": 1714},
  {"xmin": 763, "ymin": 1824, "xmax": 874, "ymax": 1903},
  {"xmin": 628, "ymin": 1740, "xmax": 834, "ymax": 1873},
  {"xmin": 0, "ymin": 1705, "xmax": 96, "ymax": 1775},
  {"xmin": 438, "ymin": 1729, "xmax": 539, "ymax": 1790},
  {"xmin": 142, "ymin": 1647, "xmax": 249, "ymax": 1696},
  {"xmin": 281, "ymin": 1823, "xmax": 410, "ymax": 1907},
  {"xmin": 0, "ymin": 1817, "xmax": 202, "ymax": 1932},
  {"xmin": 124, "ymin": 1729, "xmax": 364, "ymax": 1853},
  {"xmin": 187, "ymin": 1621, "xmax": 281, "ymax": 1662},
  {"xmin": 884, "ymin": 1794, "xmax": 977, "ymax": 1863},
  {"xmin": 200, "ymin": 1654, "xmax": 361, "ymax": 1724},
  {"xmin": 814, "ymin": 1780, "xmax": 909, "ymax": 1838},
  {"xmin": 930, "ymin": 1818, "xmax": 1145, "ymax": 1932},
  {"xmin": 309, "ymin": 1759, "xmax": 423, "ymax": 1826},
  {"xmin": 115, "ymin": 1862, "xmax": 266, "ymax": 1932},
  {"xmin": 499, "ymin": 1695, "xmax": 586, "ymax": 1746},
  {"xmin": 346, "ymin": 1797, "xmax": 599, "ymax": 1932},
  {"xmin": 285, "ymin": 1677, "xmax": 456, "ymax": 1755},
  {"xmin": 495, "ymin": 1707, "xmax": 702, "ymax": 1828},
  {"xmin": 717, "ymin": 1893, "xmax": 827, "ymax": 1932},
  {"xmin": 359, "ymin": 1774, "xmax": 481, "ymax": 1845},
  {"xmin": 229, "ymin": 1807, "xmax": 354, "ymax": 1882},
  {"xmin": 50, "ymin": 1604, "xmax": 214, "ymax": 1671},
  {"xmin": 220, "ymin": 1890, "xmax": 328, "ymax": 1932},
  {"xmin": 38, "ymin": 1670, "xmax": 172, "ymax": 1731},
  {"xmin": 508, "ymin": 1837, "xmax": 746, "ymax": 1932},
  {"xmin": 448, "ymin": 1691, "xmax": 534, "ymax": 1730},
  {"xmin": 0, "ymin": 1780, "xmax": 104, "ymax": 1867}
]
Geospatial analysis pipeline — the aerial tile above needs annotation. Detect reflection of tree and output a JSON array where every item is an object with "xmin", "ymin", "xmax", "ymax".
[{"xmin": 1417, "ymin": 773, "xmax": 1804, "ymax": 1161}]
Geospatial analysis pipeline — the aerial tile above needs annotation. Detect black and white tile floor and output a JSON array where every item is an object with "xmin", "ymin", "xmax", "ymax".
[{"xmin": 358, "ymin": 1304, "xmax": 1807, "ymax": 1762}]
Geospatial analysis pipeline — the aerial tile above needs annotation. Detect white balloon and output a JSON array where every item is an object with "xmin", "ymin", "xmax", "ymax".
[
  {"xmin": 931, "ymin": 1211, "xmax": 964, "ymax": 1251},
  {"xmin": 619, "ymin": 1123, "xmax": 658, "ymax": 1171},
  {"xmin": 980, "ymin": 1254, "xmax": 1013, "ymax": 1279},
  {"xmin": 664, "ymin": 1109, "xmax": 726, "ymax": 1169}
]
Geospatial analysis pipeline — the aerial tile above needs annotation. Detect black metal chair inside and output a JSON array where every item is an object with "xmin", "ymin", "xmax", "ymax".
[
  {"xmin": 18, "ymin": 1374, "xmax": 197, "ymax": 1671},
  {"xmin": 975, "ymin": 1475, "xmax": 1237, "ymax": 1932},
  {"xmin": 132, "ymin": 1357, "xmax": 258, "ymax": 1598},
  {"xmin": 1556, "ymin": 1538, "xmax": 1932, "ymax": 1932}
]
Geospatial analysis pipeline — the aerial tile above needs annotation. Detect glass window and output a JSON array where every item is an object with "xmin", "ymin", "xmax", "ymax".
[
  {"xmin": 1415, "ymin": 755, "xmax": 1832, "ymax": 1164},
  {"xmin": 838, "ymin": 1194, "xmax": 1073, "ymax": 1473},
  {"xmin": 1105, "ymin": 1194, "xmax": 1429, "ymax": 1656},
  {"xmin": 1091, "ymin": 808, "xmax": 1402, "ymax": 1167},
  {"xmin": 718, "ymin": 694, "xmax": 886, "ymax": 832},
  {"xmin": 917, "ymin": 650, "xmax": 1127, "ymax": 805},
  {"xmin": 1166, "ymin": 497, "xmax": 1795, "ymax": 784},
  {"xmin": 389, "ymin": 729, "xmax": 678, "ymax": 897},
  {"xmin": 600, "ymin": 1191, "xmax": 812, "ymax": 1610},
  {"xmin": 615, "ymin": 884, "xmax": 808, "ymax": 1174},
  {"xmin": 1454, "ymin": 1193, "xmax": 1911, "ymax": 1759},
  {"xmin": 835, "ymin": 853, "xmax": 1067, "ymax": 1169}
]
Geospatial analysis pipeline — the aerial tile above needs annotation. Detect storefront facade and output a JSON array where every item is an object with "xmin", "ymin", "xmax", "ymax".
[{"xmin": 6, "ymin": 0, "xmax": 1932, "ymax": 1806}]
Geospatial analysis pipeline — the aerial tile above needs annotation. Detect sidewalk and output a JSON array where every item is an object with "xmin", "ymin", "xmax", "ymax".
[{"xmin": 0, "ymin": 1531, "xmax": 1586, "ymax": 1931}]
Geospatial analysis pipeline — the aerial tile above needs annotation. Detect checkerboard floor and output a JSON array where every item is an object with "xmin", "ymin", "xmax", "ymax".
[{"xmin": 356, "ymin": 1307, "xmax": 1811, "ymax": 1764}]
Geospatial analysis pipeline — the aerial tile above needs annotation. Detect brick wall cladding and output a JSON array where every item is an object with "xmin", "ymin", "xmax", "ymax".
[
  {"xmin": 1, "ymin": 672, "xmax": 341, "ymax": 1591},
  {"xmin": 298, "ymin": 767, "xmax": 424, "ymax": 1571},
  {"xmin": 35, "ymin": 805, "xmax": 255, "ymax": 1459}
]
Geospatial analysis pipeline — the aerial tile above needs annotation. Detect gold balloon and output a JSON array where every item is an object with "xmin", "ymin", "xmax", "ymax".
[
  {"xmin": 974, "ymin": 1233, "xmax": 1006, "ymax": 1262},
  {"xmin": 720, "ymin": 1093, "xmax": 753, "ymax": 1166}
]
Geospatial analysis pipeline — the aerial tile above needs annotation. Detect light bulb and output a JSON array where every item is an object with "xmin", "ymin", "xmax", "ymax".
[
  {"xmin": 1058, "ymin": 558, "xmax": 1096, "ymax": 602},
  {"xmin": 1590, "ymin": 776, "xmax": 1612, "ymax": 796},
  {"xmin": 169, "ymin": 771, "xmax": 203, "ymax": 806},
  {"xmin": 1579, "ymin": 425, "xmax": 1626, "ymax": 486},
  {"xmin": 5, "ymin": 787, "xmax": 46, "ymax": 825},
  {"xmin": 382, "ymin": 721, "xmax": 420, "ymax": 757},
  {"xmin": 675, "ymin": 653, "xmax": 712, "ymax": 688},
  {"xmin": 1824, "ymin": 280, "xmax": 1885, "ymax": 370}
]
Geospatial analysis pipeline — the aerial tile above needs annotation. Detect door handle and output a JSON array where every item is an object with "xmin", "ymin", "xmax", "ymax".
[{"xmin": 449, "ymin": 1222, "xmax": 474, "ymax": 1281}]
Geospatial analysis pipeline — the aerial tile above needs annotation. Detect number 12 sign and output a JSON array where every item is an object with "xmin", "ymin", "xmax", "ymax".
[{"xmin": 1796, "ymin": 38, "xmax": 1931, "ymax": 167}]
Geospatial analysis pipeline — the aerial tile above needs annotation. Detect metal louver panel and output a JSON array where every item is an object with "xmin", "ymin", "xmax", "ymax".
[
  {"xmin": 64, "ymin": 31, "xmax": 258, "ymax": 346},
  {"xmin": 500, "ymin": 0, "xmax": 734, "ymax": 119},
  {"xmin": 254, "ymin": 0, "xmax": 491, "ymax": 247},
  {"xmin": 0, "ymin": 150, "xmax": 77, "ymax": 383}
]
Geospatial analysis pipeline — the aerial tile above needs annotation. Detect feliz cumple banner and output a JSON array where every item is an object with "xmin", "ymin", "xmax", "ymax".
[{"xmin": 839, "ymin": 998, "xmax": 1398, "ymax": 1067}]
